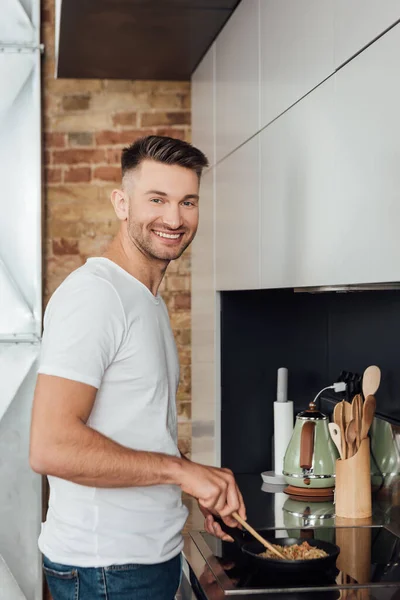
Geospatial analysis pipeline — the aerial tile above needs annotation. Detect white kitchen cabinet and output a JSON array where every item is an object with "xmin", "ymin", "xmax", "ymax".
[
  {"xmin": 191, "ymin": 168, "xmax": 218, "ymax": 466},
  {"xmin": 192, "ymin": 168, "xmax": 215, "ymax": 360},
  {"xmin": 215, "ymin": 0, "xmax": 259, "ymax": 162},
  {"xmin": 334, "ymin": 0, "xmax": 400, "ymax": 68},
  {"xmin": 260, "ymin": 0, "xmax": 334, "ymax": 128},
  {"xmin": 191, "ymin": 44, "xmax": 215, "ymax": 167},
  {"xmin": 260, "ymin": 76, "xmax": 336, "ymax": 289},
  {"xmin": 216, "ymin": 135, "xmax": 260, "ymax": 290},
  {"xmin": 333, "ymin": 22, "xmax": 400, "ymax": 285}
]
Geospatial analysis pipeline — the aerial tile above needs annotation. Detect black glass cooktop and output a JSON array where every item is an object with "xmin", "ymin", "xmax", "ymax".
[{"xmin": 190, "ymin": 526, "xmax": 400, "ymax": 596}]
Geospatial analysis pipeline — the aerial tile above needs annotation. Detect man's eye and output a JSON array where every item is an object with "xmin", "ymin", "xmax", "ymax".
[
  {"xmin": 150, "ymin": 198, "xmax": 163, "ymax": 204},
  {"xmin": 182, "ymin": 201, "xmax": 194, "ymax": 207}
]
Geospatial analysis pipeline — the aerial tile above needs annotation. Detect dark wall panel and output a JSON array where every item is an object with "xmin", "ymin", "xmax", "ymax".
[{"xmin": 221, "ymin": 289, "xmax": 400, "ymax": 474}]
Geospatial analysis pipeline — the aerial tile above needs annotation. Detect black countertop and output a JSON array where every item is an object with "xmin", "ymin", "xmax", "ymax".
[{"xmin": 182, "ymin": 474, "xmax": 400, "ymax": 599}]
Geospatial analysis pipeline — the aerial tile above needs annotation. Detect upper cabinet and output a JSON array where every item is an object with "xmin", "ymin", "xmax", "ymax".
[
  {"xmin": 260, "ymin": 77, "xmax": 336, "ymax": 289},
  {"xmin": 260, "ymin": 0, "xmax": 334, "ymax": 128},
  {"xmin": 334, "ymin": 23, "xmax": 400, "ymax": 285},
  {"xmin": 334, "ymin": 0, "xmax": 400, "ymax": 67},
  {"xmin": 215, "ymin": 135, "xmax": 260, "ymax": 291},
  {"xmin": 215, "ymin": 0, "xmax": 259, "ymax": 162},
  {"xmin": 191, "ymin": 44, "xmax": 215, "ymax": 167}
]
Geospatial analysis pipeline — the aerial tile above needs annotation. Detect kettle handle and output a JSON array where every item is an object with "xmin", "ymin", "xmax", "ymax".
[{"xmin": 300, "ymin": 421, "xmax": 315, "ymax": 470}]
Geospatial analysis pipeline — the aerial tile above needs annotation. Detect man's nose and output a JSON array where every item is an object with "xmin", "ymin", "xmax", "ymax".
[{"xmin": 162, "ymin": 204, "xmax": 183, "ymax": 229}]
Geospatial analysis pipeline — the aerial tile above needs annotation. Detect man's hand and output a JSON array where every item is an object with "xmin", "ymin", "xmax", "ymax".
[
  {"xmin": 199, "ymin": 505, "xmax": 237, "ymax": 542},
  {"xmin": 178, "ymin": 461, "xmax": 246, "ymax": 538}
]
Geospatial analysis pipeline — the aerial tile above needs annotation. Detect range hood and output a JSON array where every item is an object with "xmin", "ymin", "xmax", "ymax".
[
  {"xmin": 294, "ymin": 283, "xmax": 400, "ymax": 293},
  {"xmin": 55, "ymin": 0, "xmax": 240, "ymax": 80}
]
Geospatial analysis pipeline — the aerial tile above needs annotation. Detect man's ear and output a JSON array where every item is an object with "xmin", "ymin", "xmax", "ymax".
[{"xmin": 110, "ymin": 188, "xmax": 129, "ymax": 221}]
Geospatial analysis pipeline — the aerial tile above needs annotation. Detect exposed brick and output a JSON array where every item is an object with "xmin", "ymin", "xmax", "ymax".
[
  {"xmin": 62, "ymin": 94, "xmax": 91, "ymax": 111},
  {"xmin": 52, "ymin": 238, "xmax": 79, "ymax": 255},
  {"xmin": 167, "ymin": 276, "xmax": 190, "ymax": 292},
  {"xmin": 177, "ymin": 401, "xmax": 191, "ymax": 422},
  {"xmin": 44, "ymin": 132, "xmax": 66, "ymax": 148},
  {"xmin": 48, "ymin": 112, "xmax": 112, "ymax": 132},
  {"xmin": 106, "ymin": 148, "xmax": 122, "ymax": 163},
  {"xmin": 44, "ymin": 150, "xmax": 52, "ymax": 165},
  {"xmin": 45, "ymin": 167, "xmax": 62, "ymax": 184},
  {"xmin": 64, "ymin": 167, "xmax": 91, "ymax": 183},
  {"xmin": 93, "ymin": 166, "xmax": 121, "ymax": 182},
  {"xmin": 154, "ymin": 127, "xmax": 187, "ymax": 141},
  {"xmin": 68, "ymin": 132, "xmax": 94, "ymax": 146},
  {"xmin": 112, "ymin": 111, "xmax": 137, "ymax": 127},
  {"xmin": 141, "ymin": 111, "xmax": 191, "ymax": 127},
  {"xmin": 53, "ymin": 149, "xmax": 106, "ymax": 165},
  {"xmin": 175, "ymin": 293, "xmax": 191, "ymax": 310},
  {"xmin": 95, "ymin": 129, "xmax": 152, "ymax": 146}
]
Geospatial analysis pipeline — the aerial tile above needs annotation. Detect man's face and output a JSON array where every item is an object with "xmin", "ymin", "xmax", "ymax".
[{"xmin": 124, "ymin": 159, "xmax": 200, "ymax": 262}]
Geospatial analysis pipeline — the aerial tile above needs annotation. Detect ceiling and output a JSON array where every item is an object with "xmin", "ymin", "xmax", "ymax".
[{"xmin": 56, "ymin": 0, "xmax": 240, "ymax": 80}]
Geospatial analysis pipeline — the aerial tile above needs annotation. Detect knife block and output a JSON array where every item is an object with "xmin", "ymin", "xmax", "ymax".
[{"xmin": 335, "ymin": 437, "xmax": 372, "ymax": 519}]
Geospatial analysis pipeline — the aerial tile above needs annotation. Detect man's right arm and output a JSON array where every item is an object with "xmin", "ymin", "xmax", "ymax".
[{"xmin": 29, "ymin": 374, "xmax": 245, "ymax": 521}]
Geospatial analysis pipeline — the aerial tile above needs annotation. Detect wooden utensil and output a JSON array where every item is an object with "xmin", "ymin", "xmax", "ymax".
[
  {"xmin": 339, "ymin": 400, "xmax": 347, "ymax": 459},
  {"xmin": 352, "ymin": 394, "xmax": 363, "ymax": 452},
  {"xmin": 361, "ymin": 395, "xmax": 376, "ymax": 440},
  {"xmin": 362, "ymin": 365, "xmax": 381, "ymax": 400},
  {"xmin": 232, "ymin": 512, "xmax": 287, "ymax": 560},
  {"xmin": 345, "ymin": 419, "xmax": 357, "ymax": 458},
  {"xmin": 343, "ymin": 400, "xmax": 352, "ymax": 427},
  {"xmin": 329, "ymin": 422, "xmax": 343, "ymax": 459}
]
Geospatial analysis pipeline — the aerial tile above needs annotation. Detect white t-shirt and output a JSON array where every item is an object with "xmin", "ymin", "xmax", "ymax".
[{"xmin": 37, "ymin": 257, "xmax": 188, "ymax": 567}]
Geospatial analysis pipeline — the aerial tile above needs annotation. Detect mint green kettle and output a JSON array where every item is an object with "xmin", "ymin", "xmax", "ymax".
[{"xmin": 283, "ymin": 401, "xmax": 339, "ymax": 489}]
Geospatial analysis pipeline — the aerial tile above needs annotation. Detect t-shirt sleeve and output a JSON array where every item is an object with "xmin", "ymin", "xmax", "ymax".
[{"xmin": 38, "ymin": 273, "xmax": 126, "ymax": 388}]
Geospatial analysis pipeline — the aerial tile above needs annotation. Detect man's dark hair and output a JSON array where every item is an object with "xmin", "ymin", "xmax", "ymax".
[{"xmin": 121, "ymin": 135, "xmax": 209, "ymax": 179}]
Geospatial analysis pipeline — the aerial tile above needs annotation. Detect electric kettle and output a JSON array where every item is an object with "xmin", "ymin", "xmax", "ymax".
[{"xmin": 283, "ymin": 401, "xmax": 339, "ymax": 489}]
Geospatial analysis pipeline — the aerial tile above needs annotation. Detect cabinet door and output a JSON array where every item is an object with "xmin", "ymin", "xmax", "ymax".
[
  {"xmin": 215, "ymin": 0, "xmax": 259, "ymax": 162},
  {"xmin": 334, "ymin": 0, "xmax": 400, "ymax": 67},
  {"xmin": 191, "ymin": 169, "xmax": 217, "ymax": 465},
  {"xmin": 334, "ymin": 23, "xmax": 400, "ymax": 285},
  {"xmin": 260, "ymin": 77, "xmax": 336, "ymax": 289},
  {"xmin": 191, "ymin": 44, "xmax": 215, "ymax": 167},
  {"xmin": 216, "ymin": 135, "xmax": 260, "ymax": 290},
  {"xmin": 260, "ymin": 0, "xmax": 334, "ymax": 128}
]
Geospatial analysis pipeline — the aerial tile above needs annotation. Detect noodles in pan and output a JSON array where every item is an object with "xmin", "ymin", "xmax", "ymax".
[{"xmin": 259, "ymin": 541, "xmax": 328, "ymax": 561}]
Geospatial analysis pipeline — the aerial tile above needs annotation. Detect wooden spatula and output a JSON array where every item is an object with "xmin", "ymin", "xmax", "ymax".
[
  {"xmin": 361, "ymin": 395, "xmax": 376, "ymax": 441},
  {"xmin": 232, "ymin": 512, "xmax": 287, "ymax": 560}
]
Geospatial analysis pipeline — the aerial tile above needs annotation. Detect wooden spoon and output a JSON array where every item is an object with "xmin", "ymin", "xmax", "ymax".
[
  {"xmin": 361, "ymin": 395, "xmax": 376, "ymax": 440},
  {"xmin": 345, "ymin": 419, "xmax": 357, "ymax": 458},
  {"xmin": 362, "ymin": 365, "xmax": 381, "ymax": 400},
  {"xmin": 352, "ymin": 394, "xmax": 363, "ymax": 451},
  {"xmin": 232, "ymin": 512, "xmax": 287, "ymax": 560}
]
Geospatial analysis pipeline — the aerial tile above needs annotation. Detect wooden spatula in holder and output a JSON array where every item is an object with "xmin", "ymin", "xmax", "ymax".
[{"xmin": 335, "ymin": 437, "xmax": 372, "ymax": 519}]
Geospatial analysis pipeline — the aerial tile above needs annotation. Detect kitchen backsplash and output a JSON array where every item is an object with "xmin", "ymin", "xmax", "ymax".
[{"xmin": 220, "ymin": 288, "xmax": 400, "ymax": 473}]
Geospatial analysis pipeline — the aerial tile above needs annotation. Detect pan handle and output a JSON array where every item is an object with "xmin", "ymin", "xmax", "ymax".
[{"xmin": 213, "ymin": 517, "xmax": 247, "ymax": 548}]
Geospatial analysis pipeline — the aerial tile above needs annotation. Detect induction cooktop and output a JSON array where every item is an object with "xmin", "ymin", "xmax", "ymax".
[{"xmin": 188, "ymin": 526, "xmax": 400, "ymax": 596}]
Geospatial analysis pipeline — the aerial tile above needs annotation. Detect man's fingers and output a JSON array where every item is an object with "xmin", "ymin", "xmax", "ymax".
[{"xmin": 212, "ymin": 521, "xmax": 234, "ymax": 543}]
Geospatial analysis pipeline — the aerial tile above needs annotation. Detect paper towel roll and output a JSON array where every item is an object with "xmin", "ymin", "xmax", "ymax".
[{"xmin": 274, "ymin": 401, "xmax": 294, "ymax": 477}]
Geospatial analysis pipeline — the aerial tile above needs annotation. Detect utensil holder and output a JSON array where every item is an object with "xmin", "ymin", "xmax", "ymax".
[{"xmin": 335, "ymin": 438, "xmax": 372, "ymax": 519}]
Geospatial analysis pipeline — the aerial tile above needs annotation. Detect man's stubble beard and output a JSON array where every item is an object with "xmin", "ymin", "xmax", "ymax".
[{"xmin": 127, "ymin": 217, "xmax": 196, "ymax": 262}]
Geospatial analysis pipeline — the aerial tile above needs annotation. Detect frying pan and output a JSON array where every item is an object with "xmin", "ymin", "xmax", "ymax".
[{"xmin": 216, "ymin": 520, "xmax": 340, "ymax": 578}]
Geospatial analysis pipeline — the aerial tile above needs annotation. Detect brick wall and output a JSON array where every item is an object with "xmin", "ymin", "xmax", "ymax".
[{"xmin": 42, "ymin": 0, "xmax": 192, "ymax": 455}]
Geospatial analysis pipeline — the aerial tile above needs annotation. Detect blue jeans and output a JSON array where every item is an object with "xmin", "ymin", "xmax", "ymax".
[{"xmin": 43, "ymin": 553, "xmax": 182, "ymax": 600}]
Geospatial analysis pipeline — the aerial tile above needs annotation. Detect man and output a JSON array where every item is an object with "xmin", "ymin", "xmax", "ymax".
[{"xmin": 30, "ymin": 135, "xmax": 246, "ymax": 600}]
